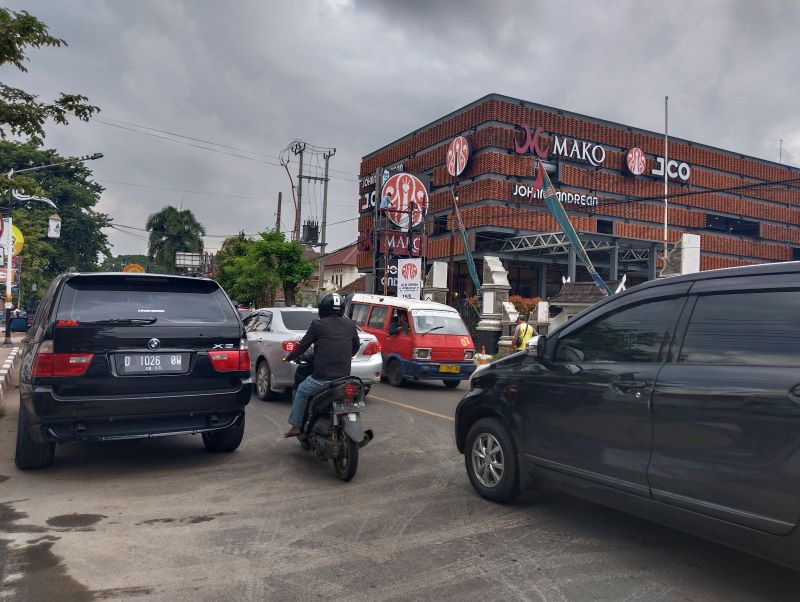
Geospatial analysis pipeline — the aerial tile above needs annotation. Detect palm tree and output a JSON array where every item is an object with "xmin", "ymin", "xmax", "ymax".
[{"xmin": 145, "ymin": 206, "xmax": 206, "ymax": 273}]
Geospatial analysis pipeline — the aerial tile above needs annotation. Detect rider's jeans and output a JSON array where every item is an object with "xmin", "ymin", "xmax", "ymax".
[{"xmin": 288, "ymin": 375, "xmax": 331, "ymax": 428}]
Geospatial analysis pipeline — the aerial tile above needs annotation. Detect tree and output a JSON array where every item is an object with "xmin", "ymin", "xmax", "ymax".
[
  {"xmin": 145, "ymin": 206, "xmax": 206, "ymax": 273},
  {"xmin": 0, "ymin": 8, "xmax": 99, "ymax": 146},
  {"xmin": 216, "ymin": 231, "xmax": 315, "ymax": 306},
  {"xmin": 99, "ymin": 254, "xmax": 163, "ymax": 274},
  {"xmin": 0, "ymin": 141, "xmax": 111, "ymax": 304}
]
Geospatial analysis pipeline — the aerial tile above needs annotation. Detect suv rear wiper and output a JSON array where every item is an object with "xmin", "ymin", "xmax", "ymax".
[{"xmin": 79, "ymin": 318, "xmax": 157, "ymax": 326}]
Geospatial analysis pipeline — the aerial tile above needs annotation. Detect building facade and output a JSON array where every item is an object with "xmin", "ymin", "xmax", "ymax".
[{"xmin": 356, "ymin": 94, "xmax": 800, "ymax": 300}]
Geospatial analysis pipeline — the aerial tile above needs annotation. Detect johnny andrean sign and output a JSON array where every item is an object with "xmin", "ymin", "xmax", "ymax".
[{"xmin": 513, "ymin": 184, "xmax": 599, "ymax": 206}]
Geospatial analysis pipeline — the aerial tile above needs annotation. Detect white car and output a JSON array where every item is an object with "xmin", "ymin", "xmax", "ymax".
[{"xmin": 244, "ymin": 307, "xmax": 382, "ymax": 401}]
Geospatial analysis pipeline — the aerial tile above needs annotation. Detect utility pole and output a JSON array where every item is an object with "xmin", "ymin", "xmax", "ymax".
[
  {"xmin": 316, "ymin": 149, "xmax": 336, "ymax": 297},
  {"xmin": 275, "ymin": 191, "xmax": 282, "ymax": 233},
  {"xmin": 291, "ymin": 142, "xmax": 306, "ymax": 241}
]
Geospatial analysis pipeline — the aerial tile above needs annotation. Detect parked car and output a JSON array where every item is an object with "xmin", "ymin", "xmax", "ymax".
[
  {"xmin": 15, "ymin": 272, "xmax": 252, "ymax": 470},
  {"xmin": 455, "ymin": 261, "xmax": 800, "ymax": 570},
  {"xmin": 347, "ymin": 294, "xmax": 476, "ymax": 388},
  {"xmin": 244, "ymin": 307, "xmax": 382, "ymax": 401}
]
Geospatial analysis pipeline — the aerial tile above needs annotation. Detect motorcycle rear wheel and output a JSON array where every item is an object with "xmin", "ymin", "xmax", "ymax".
[{"xmin": 333, "ymin": 433, "xmax": 359, "ymax": 481}]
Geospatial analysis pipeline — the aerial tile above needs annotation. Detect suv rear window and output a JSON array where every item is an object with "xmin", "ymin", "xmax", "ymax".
[
  {"xmin": 55, "ymin": 276, "xmax": 237, "ymax": 324},
  {"xmin": 280, "ymin": 310, "xmax": 317, "ymax": 331}
]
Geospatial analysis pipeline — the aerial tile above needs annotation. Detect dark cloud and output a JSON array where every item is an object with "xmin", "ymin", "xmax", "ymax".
[{"xmin": 4, "ymin": 0, "xmax": 799, "ymax": 255}]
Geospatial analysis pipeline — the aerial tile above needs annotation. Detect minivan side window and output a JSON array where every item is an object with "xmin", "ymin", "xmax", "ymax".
[
  {"xmin": 679, "ymin": 290, "xmax": 800, "ymax": 366},
  {"xmin": 367, "ymin": 306, "xmax": 389, "ymax": 330},
  {"xmin": 350, "ymin": 303, "xmax": 369, "ymax": 326},
  {"xmin": 554, "ymin": 298, "xmax": 678, "ymax": 363}
]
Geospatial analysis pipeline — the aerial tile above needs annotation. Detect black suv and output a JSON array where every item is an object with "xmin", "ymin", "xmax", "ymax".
[
  {"xmin": 456, "ymin": 261, "xmax": 800, "ymax": 570},
  {"xmin": 16, "ymin": 272, "xmax": 252, "ymax": 469}
]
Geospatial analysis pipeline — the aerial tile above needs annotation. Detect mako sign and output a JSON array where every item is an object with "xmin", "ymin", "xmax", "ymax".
[{"xmin": 514, "ymin": 124, "xmax": 607, "ymax": 166}]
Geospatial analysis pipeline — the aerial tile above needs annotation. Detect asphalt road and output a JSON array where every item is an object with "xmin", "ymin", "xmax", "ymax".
[{"xmin": 1, "ymin": 380, "xmax": 799, "ymax": 601}]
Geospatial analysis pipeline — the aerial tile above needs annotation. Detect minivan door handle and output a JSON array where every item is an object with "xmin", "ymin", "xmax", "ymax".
[{"xmin": 788, "ymin": 384, "xmax": 800, "ymax": 406}]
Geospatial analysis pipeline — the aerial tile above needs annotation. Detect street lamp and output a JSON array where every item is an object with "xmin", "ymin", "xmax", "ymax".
[{"xmin": 2, "ymin": 153, "xmax": 103, "ymax": 344}]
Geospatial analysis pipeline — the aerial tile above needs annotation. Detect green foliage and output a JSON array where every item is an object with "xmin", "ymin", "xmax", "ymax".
[
  {"xmin": 216, "ymin": 231, "xmax": 316, "ymax": 306},
  {"xmin": 145, "ymin": 206, "xmax": 206, "ymax": 273},
  {"xmin": 0, "ymin": 8, "xmax": 99, "ymax": 145},
  {"xmin": 98, "ymin": 254, "xmax": 163, "ymax": 273},
  {"xmin": 0, "ymin": 141, "xmax": 111, "ymax": 304}
]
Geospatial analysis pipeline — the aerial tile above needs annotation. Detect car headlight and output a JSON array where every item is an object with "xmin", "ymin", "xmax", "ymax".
[
  {"xmin": 464, "ymin": 350, "xmax": 474, "ymax": 360},
  {"xmin": 413, "ymin": 347, "xmax": 432, "ymax": 360}
]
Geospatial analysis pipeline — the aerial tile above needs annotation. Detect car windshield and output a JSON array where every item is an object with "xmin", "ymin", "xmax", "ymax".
[
  {"xmin": 280, "ymin": 310, "xmax": 317, "ymax": 331},
  {"xmin": 411, "ymin": 309, "xmax": 470, "ymax": 335},
  {"xmin": 55, "ymin": 276, "xmax": 237, "ymax": 324}
]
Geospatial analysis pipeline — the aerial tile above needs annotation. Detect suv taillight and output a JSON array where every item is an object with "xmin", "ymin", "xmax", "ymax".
[
  {"xmin": 363, "ymin": 341, "xmax": 381, "ymax": 356},
  {"xmin": 32, "ymin": 342, "xmax": 94, "ymax": 377},
  {"xmin": 209, "ymin": 339, "xmax": 250, "ymax": 372}
]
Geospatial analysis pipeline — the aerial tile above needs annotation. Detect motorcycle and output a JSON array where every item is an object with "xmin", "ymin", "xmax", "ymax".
[{"xmin": 291, "ymin": 354, "xmax": 374, "ymax": 481}]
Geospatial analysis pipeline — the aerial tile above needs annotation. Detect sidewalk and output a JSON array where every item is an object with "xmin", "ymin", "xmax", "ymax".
[{"xmin": 0, "ymin": 332, "xmax": 25, "ymax": 415}]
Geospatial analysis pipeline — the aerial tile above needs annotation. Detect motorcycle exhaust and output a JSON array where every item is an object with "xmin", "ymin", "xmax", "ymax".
[{"xmin": 358, "ymin": 429, "xmax": 374, "ymax": 448}]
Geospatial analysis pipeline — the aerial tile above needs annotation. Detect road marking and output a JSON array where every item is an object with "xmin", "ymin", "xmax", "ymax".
[{"xmin": 368, "ymin": 394, "xmax": 455, "ymax": 422}]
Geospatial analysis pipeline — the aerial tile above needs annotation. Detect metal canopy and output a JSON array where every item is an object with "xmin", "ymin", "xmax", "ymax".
[{"xmin": 496, "ymin": 231, "xmax": 654, "ymax": 262}]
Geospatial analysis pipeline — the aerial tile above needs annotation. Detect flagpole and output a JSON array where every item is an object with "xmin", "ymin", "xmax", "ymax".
[{"xmin": 663, "ymin": 95, "xmax": 669, "ymax": 265}]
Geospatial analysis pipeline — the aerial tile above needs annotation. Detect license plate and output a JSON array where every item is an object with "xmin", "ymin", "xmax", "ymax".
[
  {"xmin": 439, "ymin": 365, "xmax": 461, "ymax": 374},
  {"xmin": 116, "ymin": 353, "xmax": 190, "ymax": 375},
  {"xmin": 333, "ymin": 401, "xmax": 365, "ymax": 415}
]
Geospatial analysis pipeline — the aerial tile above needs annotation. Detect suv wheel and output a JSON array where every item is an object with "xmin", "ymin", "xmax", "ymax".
[
  {"xmin": 202, "ymin": 414, "xmax": 245, "ymax": 453},
  {"xmin": 465, "ymin": 418, "xmax": 519, "ymax": 502},
  {"xmin": 255, "ymin": 360, "xmax": 278, "ymax": 401},
  {"xmin": 15, "ymin": 408, "xmax": 55, "ymax": 470}
]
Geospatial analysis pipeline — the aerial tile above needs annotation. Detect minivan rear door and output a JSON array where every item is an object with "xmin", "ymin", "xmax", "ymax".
[{"xmin": 649, "ymin": 282, "xmax": 800, "ymax": 536}]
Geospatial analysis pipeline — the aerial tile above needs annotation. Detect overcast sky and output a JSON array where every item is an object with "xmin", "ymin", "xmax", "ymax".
[{"xmin": 5, "ymin": 0, "xmax": 799, "ymax": 256}]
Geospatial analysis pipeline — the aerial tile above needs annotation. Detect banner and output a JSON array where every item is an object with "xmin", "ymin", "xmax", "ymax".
[{"xmin": 397, "ymin": 258, "xmax": 422, "ymax": 300}]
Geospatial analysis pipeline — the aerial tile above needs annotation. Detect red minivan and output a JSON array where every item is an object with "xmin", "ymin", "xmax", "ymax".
[{"xmin": 347, "ymin": 294, "xmax": 476, "ymax": 388}]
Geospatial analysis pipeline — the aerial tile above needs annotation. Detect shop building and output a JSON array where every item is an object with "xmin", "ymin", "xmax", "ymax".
[{"xmin": 356, "ymin": 93, "xmax": 800, "ymax": 300}]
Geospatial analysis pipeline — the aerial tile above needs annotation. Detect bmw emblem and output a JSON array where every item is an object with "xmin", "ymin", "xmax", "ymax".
[{"xmin": 147, "ymin": 338, "xmax": 161, "ymax": 351}]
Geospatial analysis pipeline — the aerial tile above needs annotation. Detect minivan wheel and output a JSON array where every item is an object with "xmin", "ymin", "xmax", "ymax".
[
  {"xmin": 15, "ymin": 408, "xmax": 55, "ymax": 470},
  {"xmin": 202, "ymin": 414, "xmax": 245, "ymax": 453},
  {"xmin": 255, "ymin": 360, "xmax": 278, "ymax": 401},
  {"xmin": 386, "ymin": 359, "xmax": 405, "ymax": 387},
  {"xmin": 465, "ymin": 418, "xmax": 519, "ymax": 503}
]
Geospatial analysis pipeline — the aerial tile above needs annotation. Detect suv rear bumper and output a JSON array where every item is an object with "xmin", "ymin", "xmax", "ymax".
[{"xmin": 22, "ymin": 382, "xmax": 252, "ymax": 443}]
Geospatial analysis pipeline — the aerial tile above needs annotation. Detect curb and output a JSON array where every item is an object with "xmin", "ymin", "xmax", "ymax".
[{"xmin": 0, "ymin": 347, "xmax": 20, "ymax": 402}]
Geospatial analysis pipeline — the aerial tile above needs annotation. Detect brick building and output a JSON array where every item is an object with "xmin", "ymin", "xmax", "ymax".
[{"xmin": 356, "ymin": 93, "xmax": 800, "ymax": 300}]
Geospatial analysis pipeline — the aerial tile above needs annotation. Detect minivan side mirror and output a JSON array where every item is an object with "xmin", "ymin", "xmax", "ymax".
[{"xmin": 526, "ymin": 335, "xmax": 547, "ymax": 360}]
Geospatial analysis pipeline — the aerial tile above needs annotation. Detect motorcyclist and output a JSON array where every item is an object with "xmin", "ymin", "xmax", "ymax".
[{"xmin": 282, "ymin": 292, "xmax": 360, "ymax": 438}]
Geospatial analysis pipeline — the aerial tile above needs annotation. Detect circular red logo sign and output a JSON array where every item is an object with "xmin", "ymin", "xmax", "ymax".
[
  {"xmin": 626, "ymin": 148, "xmax": 646, "ymax": 176},
  {"xmin": 447, "ymin": 136, "xmax": 470, "ymax": 177},
  {"xmin": 381, "ymin": 173, "xmax": 429, "ymax": 229},
  {"xmin": 401, "ymin": 262, "xmax": 418, "ymax": 279}
]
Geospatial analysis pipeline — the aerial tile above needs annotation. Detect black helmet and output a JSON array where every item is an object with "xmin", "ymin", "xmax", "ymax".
[{"xmin": 318, "ymin": 293, "xmax": 344, "ymax": 317}]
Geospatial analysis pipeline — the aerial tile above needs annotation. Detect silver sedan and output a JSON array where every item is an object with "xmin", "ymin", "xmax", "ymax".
[{"xmin": 244, "ymin": 307, "xmax": 382, "ymax": 401}]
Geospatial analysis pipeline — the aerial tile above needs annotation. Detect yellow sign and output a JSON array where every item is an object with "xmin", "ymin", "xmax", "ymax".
[
  {"xmin": 122, "ymin": 263, "xmax": 145, "ymax": 273},
  {"xmin": 11, "ymin": 226, "xmax": 23, "ymax": 257}
]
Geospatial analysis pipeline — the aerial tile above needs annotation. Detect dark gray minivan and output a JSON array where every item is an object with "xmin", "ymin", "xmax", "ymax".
[{"xmin": 456, "ymin": 261, "xmax": 800, "ymax": 570}]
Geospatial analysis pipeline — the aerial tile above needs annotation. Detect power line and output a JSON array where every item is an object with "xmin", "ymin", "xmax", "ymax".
[{"xmin": 95, "ymin": 117, "xmax": 359, "ymax": 182}]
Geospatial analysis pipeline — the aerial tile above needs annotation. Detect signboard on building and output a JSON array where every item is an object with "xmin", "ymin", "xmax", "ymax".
[
  {"xmin": 175, "ymin": 252, "xmax": 202, "ymax": 269},
  {"xmin": 381, "ymin": 173, "xmax": 429, "ymax": 228},
  {"xmin": 397, "ymin": 258, "xmax": 422, "ymax": 300},
  {"xmin": 446, "ymin": 136, "xmax": 470, "ymax": 177}
]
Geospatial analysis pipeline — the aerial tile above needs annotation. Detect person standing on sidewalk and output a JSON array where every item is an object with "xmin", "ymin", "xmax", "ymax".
[{"xmin": 512, "ymin": 315, "xmax": 535, "ymax": 352}]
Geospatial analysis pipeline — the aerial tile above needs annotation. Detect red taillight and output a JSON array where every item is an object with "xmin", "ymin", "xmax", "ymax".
[
  {"xmin": 208, "ymin": 346, "xmax": 250, "ymax": 372},
  {"xmin": 282, "ymin": 340, "xmax": 298, "ymax": 353},
  {"xmin": 33, "ymin": 353, "xmax": 94, "ymax": 377},
  {"xmin": 56, "ymin": 320, "xmax": 79, "ymax": 327},
  {"xmin": 238, "ymin": 339, "xmax": 250, "ymax": 371},
  {"xmin": 363, "ymin": 341, "xmax": 382, "ymax": 356},
  {"xmin": 343, "ymin": 382, "xmax": 361, "ymax": 401}
]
